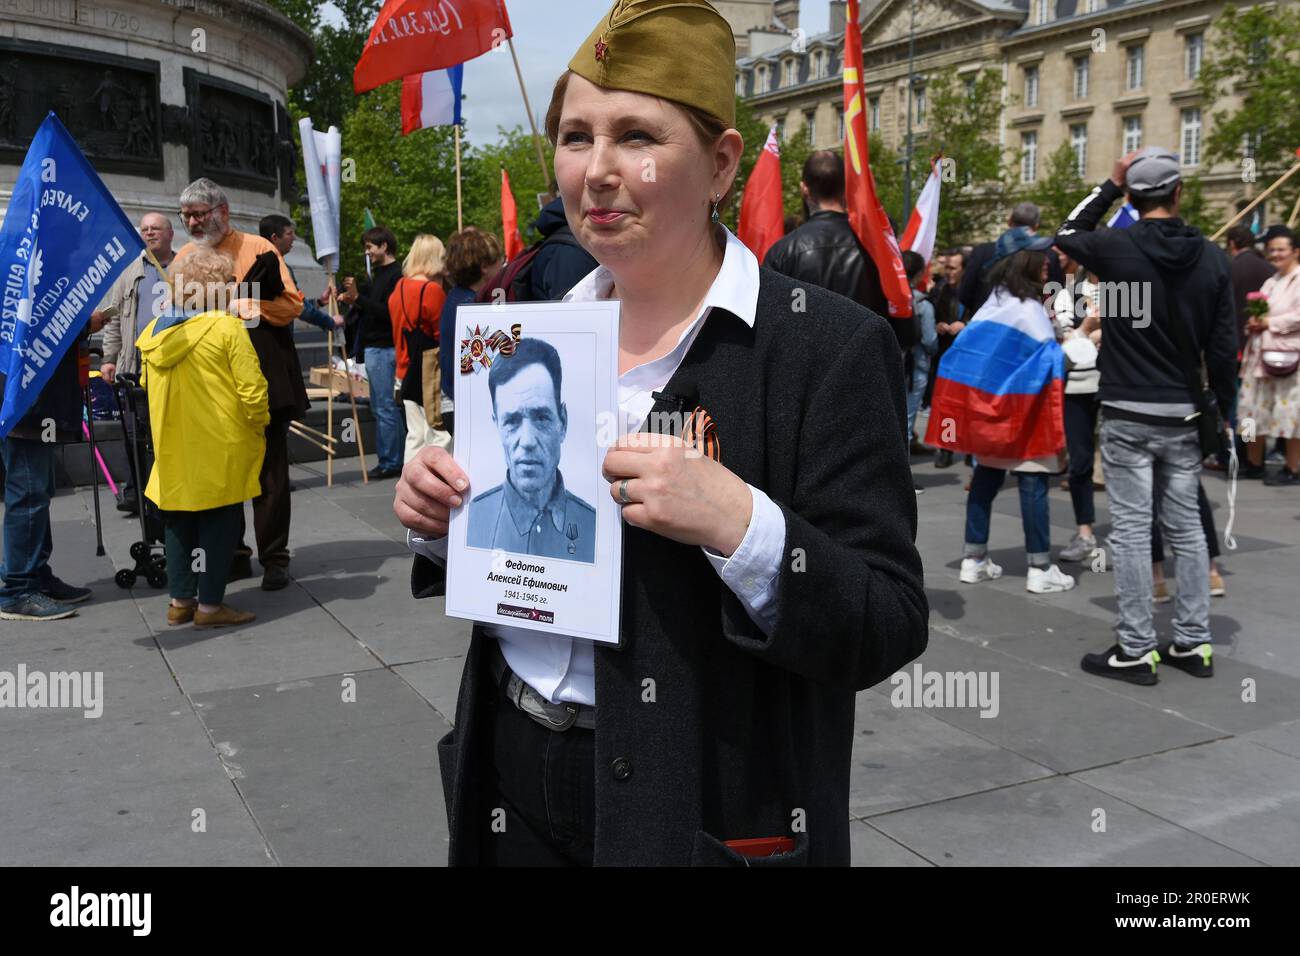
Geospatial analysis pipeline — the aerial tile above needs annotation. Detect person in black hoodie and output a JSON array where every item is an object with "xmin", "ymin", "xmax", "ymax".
[
  {"xmin": 340, "ymin": 226, "xmax": 406, "ymax": 479},
  {"xmin": 1056, "ymin": 147, "xmax": 1237, "ymax": 687},
  {"xmin": 525, "ymin": 194, "xmax": 599, "ymax": 301}
]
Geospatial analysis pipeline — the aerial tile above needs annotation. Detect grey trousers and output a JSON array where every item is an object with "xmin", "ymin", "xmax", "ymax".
[{"xmin": 1100, "ymin": 418, "xmax": 1211, "ymax": 654}]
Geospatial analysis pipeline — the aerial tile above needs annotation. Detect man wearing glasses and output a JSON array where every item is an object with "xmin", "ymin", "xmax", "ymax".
[
  {"xmin": 91, "ymin": 211, "xmax": 176, "ymax": 514},
  {"xmin": 174, "ymin": 177, "xmax": 306, "ymax": 592}
]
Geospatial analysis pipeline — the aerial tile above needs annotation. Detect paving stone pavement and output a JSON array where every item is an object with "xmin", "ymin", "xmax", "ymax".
[{"xmin": 1, "ymin": 452, "xmax": 1296, "ymax": 866}]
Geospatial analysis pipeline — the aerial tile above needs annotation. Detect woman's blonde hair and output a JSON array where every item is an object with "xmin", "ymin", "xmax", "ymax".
[
  {"xmin": 167, "ymin": 246, "xmax": 235, "ymax": 313},
  {"xmin": 403, "ymin": 234, "xmax": 447, "ymax": 280}
]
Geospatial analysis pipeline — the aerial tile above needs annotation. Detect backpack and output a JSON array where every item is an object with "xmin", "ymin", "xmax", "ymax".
[{"xmin": 475, "ymin": 232, "xmax": 582, "ymax": 304}]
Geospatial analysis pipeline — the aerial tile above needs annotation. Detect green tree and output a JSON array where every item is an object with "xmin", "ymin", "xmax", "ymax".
[
  {"xmin": 914, "ymin": 68, "xmax": 1018, "ymax": 248},
  {"xmin": 334, "ymin": 82, "xmax": 554, "ymax": 280},
  {"xmin": 1027, "ymin": 142, "xmax": 1086, "ymax": 234},
  {"xmin": 1198, "ymin": 3, "xmax": 1300, "ymax": 221},
  {"xmin": 276, "ymin": 0, "xmax": 381, "ymax": 130},
  {"xmin": 1178, "ymin": 175, "xmax": 1218, "ymax": 236}
]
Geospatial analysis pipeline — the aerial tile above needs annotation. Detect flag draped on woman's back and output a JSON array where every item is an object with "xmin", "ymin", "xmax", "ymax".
[{"xmin": 925, "ymin": 288, "xmax": 1066, "ymax": 462}]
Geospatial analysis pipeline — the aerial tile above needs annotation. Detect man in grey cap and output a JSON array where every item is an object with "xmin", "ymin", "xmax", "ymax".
[{"xmin": 1057, "ymin": 147, "xmax": 1237, "ymax": 688}]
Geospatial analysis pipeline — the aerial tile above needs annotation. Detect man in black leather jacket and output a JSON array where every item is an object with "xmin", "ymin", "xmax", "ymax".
[{"xmin": 764, "ymin": 151, "xmax": 916, "ymax": 350}]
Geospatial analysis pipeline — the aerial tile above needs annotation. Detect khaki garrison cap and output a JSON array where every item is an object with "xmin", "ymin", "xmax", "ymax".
[{"xmin": 568, "ymin": 0, "xmax": 737, "ymax": 128}]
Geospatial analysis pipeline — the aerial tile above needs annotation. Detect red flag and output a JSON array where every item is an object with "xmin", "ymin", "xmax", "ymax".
[
  {"xmin": 844, "ymin": 0, "xmax": 911, "ymax": 318},
  {"xmin": 354, "ymin": 0, "xmax": 512, "ymax": 95},
  {"xmin": 501, "ymin": 168, "xmax": 524, "ymax": 260},
  {"xmin": 737, "ymin": 127, "xmax": 785, "ymax": 263}
]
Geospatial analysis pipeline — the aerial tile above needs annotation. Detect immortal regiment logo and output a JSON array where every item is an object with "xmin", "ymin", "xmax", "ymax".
[
  {"xmin": 0, "ymin": 112, "xmax": 144, "ymax": 435},
  {"xmin": 460, "ymin": 322, "xmax": 521, "ymax": 373},
  {"xmin": 890, "ymin": 664, "xmax": 1000, "ymax": 719},
  {"xmin": 0, "ymin": 665, "xmax": 104, "ymax": 718},
  {"xmin": 49, "ymin": 886, "xmax": 150, "ymax": 936}
]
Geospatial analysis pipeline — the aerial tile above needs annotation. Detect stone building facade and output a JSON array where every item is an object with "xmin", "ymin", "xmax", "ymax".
[
  {"xmin": 737, "ymin": 0, "xmax": 1275, "ymax": 234},
  {"xmin": 0, "ymin": 0, "xmax": 321, "ymax": 289}
]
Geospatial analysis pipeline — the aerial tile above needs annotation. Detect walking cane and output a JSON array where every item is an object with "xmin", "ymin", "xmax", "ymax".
[{"xmin": 84, "ymin": 384, "xmax": 106, "ymax": 557}]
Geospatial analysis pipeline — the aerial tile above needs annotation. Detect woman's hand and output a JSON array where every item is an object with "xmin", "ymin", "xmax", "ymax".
[
  {"xmin": 602, "ymin": 433, "xmax": 753, "ymax": 557},
  {"xmin": 1246, "ymin": 317, "xmax": 1267, "ymax": 334},
  {"xmin": 394, "ymin": 446, "xmax": 469, "ymax": 539}
]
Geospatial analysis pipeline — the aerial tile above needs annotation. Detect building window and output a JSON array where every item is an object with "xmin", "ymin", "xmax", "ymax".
[
  {"xmin": 1126, "ymin": 45, "xmax": 1144, "ymax": 90},
  {"xmin": 1242, "ymin": 130, "xmax": 1262, "ymax": 160},
  {"xmin": 1070, "ymin": 123, "xmax": 1088, "ymax": 177},
  {"xmin": 963, "ymin": 75, "xmax": 976, "ymax": 99},
  {"xmin": 1185, "ymin": 33, "xmax": 1204, "ymax": 81},
  {"xmin": 782, "ymin": 59, "xmax": 797, "ymax": 88},
  {"xmin": 869, "ymin": 96, "xmax": 880, "ymax": 131},
  {"xmin": 1024, "ymin": 65, "xmax": 1039, "ymax": 108},
  {"xmin": 1123, "ymin": 116, "xmax": 1143, "ymax": 153},
  {"xmin": 814, "ymin": 51, "xmax": 827, "ymax": 79},
  {"xmin": 805, "ymin": 111, "xmax": 817, "ymax": 145},
  {"xmin": 736, "ymin": 72, "xmax": 746, "ymax": 97},
  {"xmin": 1021, "ymin": 131, "xmax": 1038, "ymax": 183},
  {"xmin": 1034, "ymin": 0, "xmax": 1053, "ymax": 26},
  {"xmin": 756, "ymin": 66, "xmax": 769, "ymax": 94},
  {"xmin": 915, "ymin": 85, "xmax": 927, "ymax": 125},
  {"xmin": 1181, "ymin": 108, "xmax": 1202, "ymax": 166},
  {"xmin": 1247, "ymin": 37, "xmax": 1268, "ymax": 68},
  {"xmin": 838, "ymin": 109, "xmax": 845, "ymax": 142},
  {"xmin": 1073, "ymin": 56, "xmax": 1089, "ymax": 99},
  {"xmin": 775, "ymin": 115, "xmax": 786, "ymax": 141}
]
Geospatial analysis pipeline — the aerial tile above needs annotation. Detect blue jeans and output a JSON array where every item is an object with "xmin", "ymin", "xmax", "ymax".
[
  {"xmin": 963, "ymin": 465, "xmax": 1051, "ymax": 568},
  {"xmin": 1, "ymin": 437, "xmax": 56, "ymax": 603},
  {"xmin": 365, "ymin": 347, "xmax": 405, "ymax": 471},
  {"xmin": 906, "ymin": 350, "xmax": 931, "ymax": 441},
  {"xmin": 1100, "ymin": 417, "xmax": 1209, "ymax": 654}
]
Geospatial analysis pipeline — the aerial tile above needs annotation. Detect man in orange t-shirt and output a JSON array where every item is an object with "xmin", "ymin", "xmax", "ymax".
[{"xmin": 176, "ymin": 177, "xmax": 306, "ymax": 592}]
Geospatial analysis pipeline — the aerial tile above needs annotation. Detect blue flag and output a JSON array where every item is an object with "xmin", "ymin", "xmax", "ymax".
[{"xmin": 0, "ymin": 113, "xmax": 145, "ymax": 437}]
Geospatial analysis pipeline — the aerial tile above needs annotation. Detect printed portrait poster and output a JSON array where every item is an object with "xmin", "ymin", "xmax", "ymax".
[{"xmin": 444, "ymin": 301, "xmax": 622, "ymax": 645}]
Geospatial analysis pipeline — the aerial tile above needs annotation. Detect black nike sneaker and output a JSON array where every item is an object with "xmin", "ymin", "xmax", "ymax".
[
  {"xmin": 1081, "ymin": 643, "xmax": 1160, "ymax": 686},
  {"xmin": 1159, "ymin": 641, "xmax": 1214, "ymax": 678}
]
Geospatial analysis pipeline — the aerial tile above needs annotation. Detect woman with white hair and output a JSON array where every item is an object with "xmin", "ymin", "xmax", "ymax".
[{"xmin": 389, "ymin": 233, "xmax": 449, "ymax": 461}]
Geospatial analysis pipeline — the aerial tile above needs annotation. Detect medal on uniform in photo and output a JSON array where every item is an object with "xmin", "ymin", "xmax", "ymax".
[{"xmin": 444, "ymin": 301, "xmax": 623, "ymax": 646}]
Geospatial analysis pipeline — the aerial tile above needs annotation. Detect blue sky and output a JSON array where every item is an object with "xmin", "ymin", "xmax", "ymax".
[{"xmin": 323, "ymin": 1, "xmax": 830, "ymax": 145}]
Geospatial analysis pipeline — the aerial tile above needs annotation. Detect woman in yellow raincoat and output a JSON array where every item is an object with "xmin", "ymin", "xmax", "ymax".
[{"xmin": 137, "ymin": 246, "xmax": 269, "ymax": 629}]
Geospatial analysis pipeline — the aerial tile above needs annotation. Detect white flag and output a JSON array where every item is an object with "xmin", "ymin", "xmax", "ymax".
[{"xmin": 298, "ymin": 118, "xmax": 342, "ymax": 272}]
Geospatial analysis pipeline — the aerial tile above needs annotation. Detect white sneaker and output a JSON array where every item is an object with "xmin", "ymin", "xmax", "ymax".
[
  {"xmin": 960, "ymin": 557, "xmax": 1003, "ymax": 583},
  {"xmin": 1027, "ymin": 565, "xmax": 1076, "ymax": 594}
]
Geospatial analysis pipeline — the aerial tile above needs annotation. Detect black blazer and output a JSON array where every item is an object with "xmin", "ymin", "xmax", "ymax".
[{"xmin": 411, "ymin": 267, "xmax": 929, "ymax": 866}]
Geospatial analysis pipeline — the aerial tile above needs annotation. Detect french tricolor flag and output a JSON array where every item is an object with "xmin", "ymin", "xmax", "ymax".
[
  {"xmin": 1107, "ymin": 202, "xmax": 1139, "ymax": 229},
  {"xmin": 401, "ymin": 65, "xmax": 464, "ymax": 136},
  {"xmin": 924, "ymin": 288, "xmax": 1066, "ymax": 462}
]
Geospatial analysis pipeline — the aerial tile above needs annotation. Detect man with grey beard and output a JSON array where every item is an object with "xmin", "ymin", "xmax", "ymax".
[
  {"xmin": 175, "ymin": 178, "xmax": 306, "ymax": 591},
  {"xmin": 91, "ymin": 212, "xmax": 176, "ymax": 513}
]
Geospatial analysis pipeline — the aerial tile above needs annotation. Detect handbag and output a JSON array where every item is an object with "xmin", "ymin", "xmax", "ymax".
[{"xmin": 1261, "ymin": 349, "xmax": 1300, "ymax": 377}]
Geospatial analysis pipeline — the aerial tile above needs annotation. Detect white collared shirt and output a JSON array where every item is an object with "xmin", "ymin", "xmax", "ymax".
[{"xmin": 408, "ymin": 225, "xmax": 785, "ymax": 704}]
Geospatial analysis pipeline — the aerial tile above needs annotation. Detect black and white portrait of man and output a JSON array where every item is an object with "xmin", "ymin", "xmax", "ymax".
[{"xmin": 466, "ymin": 336, "xmax": 596, "ymax": 563}]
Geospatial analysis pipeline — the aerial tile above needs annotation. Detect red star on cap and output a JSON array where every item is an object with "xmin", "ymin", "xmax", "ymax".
[{"xmin": 595, "ymin": 39, "xmax": 609, "ymax": 61}]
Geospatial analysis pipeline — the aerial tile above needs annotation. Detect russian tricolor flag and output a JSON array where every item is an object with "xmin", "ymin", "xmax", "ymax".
[
  {"xmin": 924, "ymin": 289, "xmax": 1066, "ymax": 462},
  {"xmin": 401, "ymin": 66, "xmax": 464, "ymax": 136}
]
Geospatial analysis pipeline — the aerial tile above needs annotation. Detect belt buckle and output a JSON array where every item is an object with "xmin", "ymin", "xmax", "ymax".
[{"xmin": 513, "ymin": 677, "xmax": 580, "ymax": 732}]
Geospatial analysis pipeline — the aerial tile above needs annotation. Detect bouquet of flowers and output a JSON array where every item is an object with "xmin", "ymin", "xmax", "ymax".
[{"xmin": 1246, "ymin": 290, "xmax": 1270, "ymax": 319}]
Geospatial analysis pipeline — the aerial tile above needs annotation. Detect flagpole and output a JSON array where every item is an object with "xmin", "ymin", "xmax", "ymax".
[
  {"xmin": 455, "ymin": 124, "xmax": 464, "ymax": 232},
  {"xmin": 326, "ymin": 276, "xmax": 336, "ymax": 488},
  {"xmin": 506, "ymin": 37, "xmax": 551, "ymax": 185},
  {"xmin": 1211, "ymin": 159, "xmax": 1300, "ymax": 240}
]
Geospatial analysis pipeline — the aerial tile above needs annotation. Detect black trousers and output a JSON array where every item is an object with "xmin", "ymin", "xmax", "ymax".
[
  {"xmin": 479, "ymin": 668, "xmax": 596, "ymax": 867},
  {"xmin": 237, "ymin": 412, "xmax": 292, "ymax": 570},
  {"xmin": 1064, "ymin": 393, "xmax": 1099, "ymax": 527}
]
